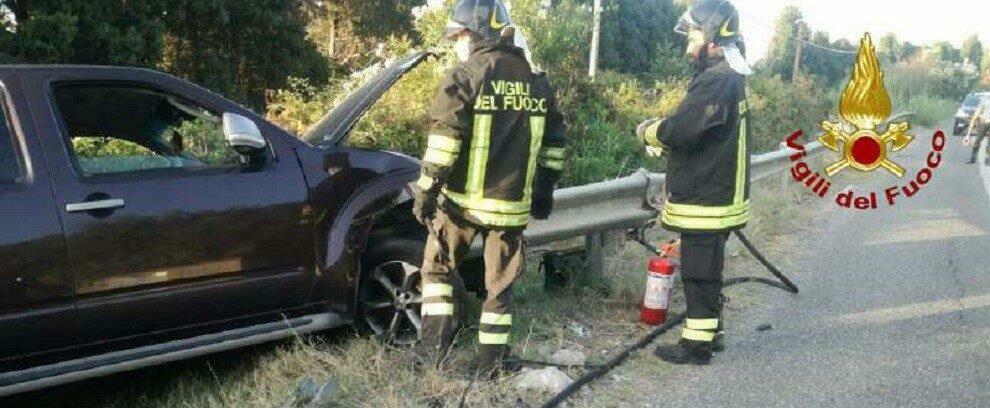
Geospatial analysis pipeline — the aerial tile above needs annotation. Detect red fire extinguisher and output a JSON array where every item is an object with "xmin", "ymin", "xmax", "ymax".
[{"xmin": 641, "ymin": 256, "xmax": 678, "ymax": 325}]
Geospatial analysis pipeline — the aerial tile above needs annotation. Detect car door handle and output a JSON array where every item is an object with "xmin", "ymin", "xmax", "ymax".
[{"xmin": 66, "ymin": 199, "xmax": 126, "ymax": 213}]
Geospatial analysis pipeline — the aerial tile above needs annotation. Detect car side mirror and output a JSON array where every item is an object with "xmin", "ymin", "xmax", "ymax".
[{"xmin": 222, "ymin": 113, "xmax": 267, "ymax": 157}]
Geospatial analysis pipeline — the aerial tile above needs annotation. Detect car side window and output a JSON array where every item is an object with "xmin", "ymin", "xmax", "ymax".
[
  {"xmin": 53, "ymin": 84, "xmax": 240, "ymax": 175},
  {"xmin": 0, "ymin": 97, "xmax": 20, "ymax": 182}
]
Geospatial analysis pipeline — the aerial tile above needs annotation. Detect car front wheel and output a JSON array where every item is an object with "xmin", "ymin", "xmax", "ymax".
[{"xmin": 358, "ymin": 238, "xmax": 466, "ymax": 346}]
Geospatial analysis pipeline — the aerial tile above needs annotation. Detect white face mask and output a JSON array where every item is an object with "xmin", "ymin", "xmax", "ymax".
[
  {"xmin": 454, "ymin": 35, "xmax": 472, "ymax": 62},
  {"xmin": 685, "ymin": 30, "xmax": 706, "ymax": 58}
]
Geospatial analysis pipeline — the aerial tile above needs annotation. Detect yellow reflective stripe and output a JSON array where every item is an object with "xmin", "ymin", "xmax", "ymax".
[
  {"xmin": 423, "ymin": 149, "xmax": 456, "ymax": 166},
  {"xmin": 442, "ymin": 189, "xmax": 531, "ymax": 214},
  {"xmin": 416, "ymin": 174, "xmax": 435, "ymax": 191},
  {"xmin": 524, "ymin": 116, "xmax": 546, "ymax": 201},
  {"xmin": 478, "ymin": 331, "xmax": 510, "ymax": 344},
  {"xmin": 682, "ymin": 328, "xmax": 715, "ymax": 342},
  {"xmin": 480, "ymin": 312, "xmax": 512, "ymax": 325},
  {"xmin": 422, "ymin": 283, "xmax": 453, "ymax": 298},
  {"xmin": 421, "ymin": 303, "xmax": 454, "ymax": 316},
  {"xmin": 466, "ymin": 114, "xmax": 492, "ymax": 197},
  {"xmin": 539, "ymin": 146, "xmax": 566, "ymax": 159},
  {"xmin": 734, "ymin": 99, "xmax": 749, "ymax": 205},
  {"xmin": 539, "ymin": 158, "xmax": 564, "ymax": 170},
  {"xmin": 644, "ymin": 120, "xmax": 663, "ymax": 146},
  {"xmin": 463, "ymin": 208, "xmax": 529, "ymax": 227},
  {"xmin": 663, "ymin": 200, "xmax": 750, "ymax": 218},
  {"xmin": 661, "ymin": 208, "xmax": 749, "ymax": 230},
  {"xmin": 685, "ymin": 318, "xmax": 719, "ymax": 330},
  {"xmin": 427, "ymin": 134, "xmax": 461, "ymax": 152}
]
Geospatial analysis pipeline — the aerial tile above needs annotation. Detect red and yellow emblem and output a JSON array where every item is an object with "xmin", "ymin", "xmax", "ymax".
[{"xmin": 819, "ymin": 33, "xmax": 913, "ymax": 177}]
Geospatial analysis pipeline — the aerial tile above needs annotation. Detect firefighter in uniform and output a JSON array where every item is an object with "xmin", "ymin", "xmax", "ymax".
[
  {"xmin": 412, "ymin": 0, "xmax": 567, "ymax": 374},
  {"xmin": 963, "ymin": 98, "xmax": 990, "ymax": 165},
  {"xmin": 635, "ymin": 0, "xmax": 751, "ymax": 365}
]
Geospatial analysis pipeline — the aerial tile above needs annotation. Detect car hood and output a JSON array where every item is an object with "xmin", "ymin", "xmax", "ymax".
[{"xmin": 303, "ymin": 51, "xmax": 436, "ymax": 147}]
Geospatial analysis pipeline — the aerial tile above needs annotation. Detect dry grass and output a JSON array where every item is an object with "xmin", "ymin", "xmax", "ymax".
[{"xmin": 8, "ymin": 173, "xmax": 822, "ymax": 408}]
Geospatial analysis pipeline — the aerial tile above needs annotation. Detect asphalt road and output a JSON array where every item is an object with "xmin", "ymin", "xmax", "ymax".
[{"xmin": 650, "ymin": 125, "xmax": 990, "ymax": 408}]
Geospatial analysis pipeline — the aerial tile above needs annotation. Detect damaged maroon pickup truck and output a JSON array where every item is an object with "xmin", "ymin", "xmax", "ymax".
[{"xmin": 0, "ymin": 52, "xmax": 460, "ymax": 395}]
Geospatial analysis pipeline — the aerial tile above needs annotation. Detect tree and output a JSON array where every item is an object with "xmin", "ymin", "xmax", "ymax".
[
  {"xmin": 901, "ymin": 41, "xmax": 920, "ymax": 62},
  {"xmin": 597, "ymin": 0, "xmax": 686, "ymax": 77},
  {"xmin": 0, "ymin": 0, "xmax": 167, "ymax": 65},
  {"xmin": 0, "ymin": 0, "xmax": 329, "ymax": 109},
  {"xmin": 981, "ymin": 52, "xmax": 990, "ymax": 87},
  {"xmin": 160, "ymin": 0, "xmax": 330, "ymax": 109},
  {"xmin": 301, "ymin": 0, "xmax": 419, "ymax": 70},
  {"xmin": 800, "ymin": 30, "xmax": 854, "ymax": 86},
  {"xmin": 961, "ymin": 34, "xmax": 983, "ymax": 68},
  {"xmin": 878, "ymin": 32, "xmax": 903, "ymax": 64},
  {"xmin": 930, "ymin": 41, "xmax": 961, "ymax": 63},
  {"xmin": 761, "ymin": 5, "xmax": 803, "ymax": 80}
]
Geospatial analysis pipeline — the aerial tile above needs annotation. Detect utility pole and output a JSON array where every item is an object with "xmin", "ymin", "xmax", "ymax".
[
  {"xmin": 791, "ymin": 21, "xmax": 804, "ymax": 83},
  {"xmin": 540, "ymin": 0, "xmax": 552, "ymax": 17},
  {"xmin": 588, "ymin": 0, "xmax": 602, "ymax": 79}
]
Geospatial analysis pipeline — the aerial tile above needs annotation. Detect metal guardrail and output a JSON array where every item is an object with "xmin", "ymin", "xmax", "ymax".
[
  {"xmin": 524, "ymin": 170, "xmax": 665, "ymax": 246},
  {"xmin": 524, "ymin": 141, "xmax": 824, "ymax": 246},
  {"xmin": 526, "ymin": 109, "xmax": 917, "ymax": 246}
]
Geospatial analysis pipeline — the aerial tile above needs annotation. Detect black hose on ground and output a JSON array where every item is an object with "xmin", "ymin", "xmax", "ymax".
[
  {"xmin": 539, "ymin": 312, "xmax": 686, "ymax": 408},
  {"xmin": 539, "ymin": 229, "xmax": 799, "ymax": 408},
  {"xmin": 732, "ymin": 230, "xmax": 799, "ymax": 294}
]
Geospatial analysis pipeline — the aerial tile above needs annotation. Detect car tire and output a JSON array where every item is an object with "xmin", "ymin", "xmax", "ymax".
[{"xmin": 357, "ymin": 238, "xmax": 468, "ymax": 347}]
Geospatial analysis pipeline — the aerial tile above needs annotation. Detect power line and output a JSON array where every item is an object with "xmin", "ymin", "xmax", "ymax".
[{"xmin": 737, "ymin": 9, "xmax": 858, "ymax": 55}]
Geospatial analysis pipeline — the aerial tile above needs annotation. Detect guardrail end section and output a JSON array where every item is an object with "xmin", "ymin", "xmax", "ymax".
[{"xmin": 644, "ymin": 172, "xmax": 665, "ymax": 211}]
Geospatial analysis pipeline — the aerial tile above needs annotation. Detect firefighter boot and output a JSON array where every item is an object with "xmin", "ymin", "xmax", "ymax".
[
  {"xmin": 416, "ymin": 314, "xmax": 458, "ymax": 368},
  {"xmin": 712, "ymin": 295, "xmax": 727, "ymax": 352},
  {"xmin": 654, "ymin": 339, "xmax": 713, "ymax": 365},
  {"xmin": 474, "ymin": 344, "xmax": 522, "ymax": 380}
]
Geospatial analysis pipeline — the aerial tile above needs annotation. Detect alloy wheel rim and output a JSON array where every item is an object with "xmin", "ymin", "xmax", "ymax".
[{"xmin": 361, "ymin": 261, "xmax": 423, "ymax": 346}]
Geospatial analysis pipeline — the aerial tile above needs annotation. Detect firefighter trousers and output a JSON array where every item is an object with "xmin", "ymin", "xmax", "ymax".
[
  {"xmin": 969, "ymin": 131, "xmax": 989, "ymax": 162},
  {"xmin": 419, "ymin": 209, "xmax": 525, "ymax": 367},
  {"xmin": 679, "ymin": 232, "xmax": 728, "ymax": 346}
]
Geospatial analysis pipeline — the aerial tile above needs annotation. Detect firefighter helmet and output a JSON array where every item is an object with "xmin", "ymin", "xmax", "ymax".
[
  {"xmin": 444, "ymin": 0, "xmax": 513, "ymax": 41},
  {"xmin": 674, "ymin": 0, "xmax": 742, "ymax": 46}
]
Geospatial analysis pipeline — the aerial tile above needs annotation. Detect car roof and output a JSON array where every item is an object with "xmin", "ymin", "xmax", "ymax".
[{"xmin": 0, "ymin": 64, "xmax": 162, "ymax": 73}]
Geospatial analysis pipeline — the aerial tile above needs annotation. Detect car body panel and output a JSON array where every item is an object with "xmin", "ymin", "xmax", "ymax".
[
  {"xmin": 0, "ymin": 52, "xmax": 428, "ymax": 392},
  {"xmin": 0, "ymin": 71, "xmax": 78, "ymax": 367},
  {"xmin": 294, "ymin": 146, "xmax": 419, "ymax": 316}
]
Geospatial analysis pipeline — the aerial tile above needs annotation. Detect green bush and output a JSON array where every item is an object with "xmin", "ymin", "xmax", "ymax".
[
  {"xmin": 747, "ymin": 75, "xmax": 832, "ymax": 151},
  {"xmin": 883, "ymin": 59, "xmax": 969, "ymax": 127},
  {"xmin": 898, "ymin": 95, "xmax": 957, "ymax": 127}
]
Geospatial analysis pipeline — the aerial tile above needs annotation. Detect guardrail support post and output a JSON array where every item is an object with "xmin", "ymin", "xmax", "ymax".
[
  {"xmin": 778, "ymin": 141, "xmax": 790, "ymax": 200},
  {"xmin": 780, "ymin": 163, "xmax": 789, "ymax": 200},
  {"xmin": 585, "ymin": 233, "xmax": 604, "ymax": 279}
]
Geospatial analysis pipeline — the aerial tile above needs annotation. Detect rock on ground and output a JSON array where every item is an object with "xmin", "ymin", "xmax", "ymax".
[{"xmin": 514, "ymin": 367, "xmax": 574, "ymax": 393}]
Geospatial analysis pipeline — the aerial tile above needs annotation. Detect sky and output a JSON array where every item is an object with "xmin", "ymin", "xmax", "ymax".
[{"xmin": 733, "ymin": 0, "xmax": 990, "ymax": 62}]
